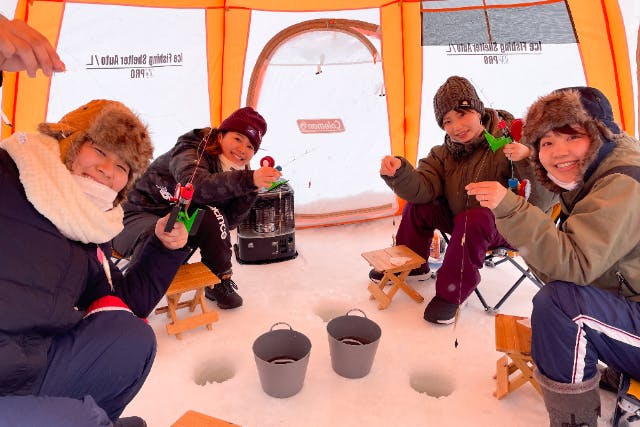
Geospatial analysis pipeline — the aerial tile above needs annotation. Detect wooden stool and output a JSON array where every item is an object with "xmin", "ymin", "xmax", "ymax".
[
  {"xmin": 494, "ymin": 314, "xmax": 542, "ymax": 399},
  {"xmin": 361, "ymin": 245, "xmax": 426, "ymax": 309},
  {"xmin": 171, "ymin": 410, "xmax": 240, "ymax": 426},
  {"xmin": 155, "ymin": 262, "xmax": 220, "ymax": 339}
]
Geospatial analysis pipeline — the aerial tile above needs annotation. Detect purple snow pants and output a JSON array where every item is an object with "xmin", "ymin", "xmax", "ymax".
[{"xmin": 395, "ymin": 199, "xmax": 510, "ymax": 304}]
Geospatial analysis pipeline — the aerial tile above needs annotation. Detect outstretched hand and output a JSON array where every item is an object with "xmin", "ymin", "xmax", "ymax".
[
  {"xmin": 502, "ymin": 142, "xmax": 530, "ymax": 162},
  {"xmin": 465, "ymin": 181, "xmax": 508, "ymax": 209},
  {"xmin": 253, "ymin": 166, "xmax": 282, "ymax": 189},
  {"xmin": 0, "ymin": 15, "xmax": 65, "ymax": 77},
  {"xmin": 380, "ymin": 155, "xmax": 401, "ymax": 177},
  {"xmin": 155, "ymin": 213, "xmax": 188, "ymax": 250}
]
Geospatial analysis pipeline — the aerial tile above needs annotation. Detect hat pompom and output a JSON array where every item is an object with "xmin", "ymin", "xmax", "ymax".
[{"xmin": 218, "ymin": 107, "xmax": 267, "ymax": 151}]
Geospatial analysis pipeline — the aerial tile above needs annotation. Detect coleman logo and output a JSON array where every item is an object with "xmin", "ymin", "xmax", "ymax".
[{"xmin": 297, "ymin": 119, "xmax": 345, "ymax": 134}]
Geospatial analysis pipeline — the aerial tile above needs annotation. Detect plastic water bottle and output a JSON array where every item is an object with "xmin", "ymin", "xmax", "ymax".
[{"xmin": 428, "ymin": 231, "xmax": 445, "ymax": 273}]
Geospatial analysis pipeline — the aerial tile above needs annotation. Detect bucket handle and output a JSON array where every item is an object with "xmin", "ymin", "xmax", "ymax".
[
  {"xmin": 346, "ymin": 308, "xmax": 367, "ymax": 318},
  {"xmin": 270, "ymin": 322, "xmax": 293, "ymax": 331}
]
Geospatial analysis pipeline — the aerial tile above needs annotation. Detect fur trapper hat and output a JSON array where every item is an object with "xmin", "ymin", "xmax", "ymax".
[
  {"xmin": 38, "ymin": 99, "xmax": 153, "ymax": 203},
  {"xmin": 522, "ymin": 87, "xmax": 621, "ymax": 193},
  {"xmin": 218, "ymin": 107, "xmax": 267, "ymax": 152},
  {"xmin": 433, "ymin": 76, "xmax": 485, "ymax": 128}
]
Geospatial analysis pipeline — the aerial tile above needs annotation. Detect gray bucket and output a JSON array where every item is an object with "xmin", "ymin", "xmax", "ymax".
[
  {"xmin": 252, "ymin": 322, "xmax": 311, "ymax": 398},
  {"xmin": 327, "ymin": 309, "xmax": 381, "ymax": 379}
]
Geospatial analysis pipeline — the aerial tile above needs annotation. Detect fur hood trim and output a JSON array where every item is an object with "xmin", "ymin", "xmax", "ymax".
[{"xmin": 522, "ymin": 88, "xmax": 618, "ymax": 193}]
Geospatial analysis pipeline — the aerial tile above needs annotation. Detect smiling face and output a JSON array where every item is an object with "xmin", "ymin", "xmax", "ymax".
[
  {"xmin": 442, "ymin": 108, "xmax": 485, "ymax": 144},
  {"xmin": 538, "ymin": 124, "xmax": 591, "ymax": 183},
  {"xmin": 70, "ymin": 140, "xmax": 130, "ymax": 193},
  {"xmin": 219, "ymin": 131, "xmax": 255, "ymax": 167}
]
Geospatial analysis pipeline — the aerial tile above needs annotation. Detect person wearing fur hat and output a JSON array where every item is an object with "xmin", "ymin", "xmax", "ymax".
[
  {"xmin": 373, "ymin": 75, "xmax": 555, "ymax": 324},
  {"xmin": 467, "ymin": 86, "xmax": 640, "ymax": 426},
  {"xmin": 113, "ymin": 106, "xmax": 280, "ymax": 310},
  {"xmin": 0, "ymin": 100, "xmax": 190, "ymax": 427}
]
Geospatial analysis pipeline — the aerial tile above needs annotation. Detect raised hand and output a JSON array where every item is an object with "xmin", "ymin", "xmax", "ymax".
[{"xmin": 0, "ymin": 15, "xmax": 65, "ymax": 77}]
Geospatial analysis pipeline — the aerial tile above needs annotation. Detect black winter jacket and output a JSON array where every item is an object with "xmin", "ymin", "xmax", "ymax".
[
  {"xmin": 0, "ymin": 148, "xmax": 188, "ymax": 395},
  {"xmin": 123, "ymin": 129, "xmax": 258, "ymax": 229}
]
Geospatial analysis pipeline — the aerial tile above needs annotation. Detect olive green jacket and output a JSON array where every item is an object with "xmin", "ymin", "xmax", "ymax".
[
  {"xmin": 493, "ymin": 134, "xmax": 640, "ymax": 300},
  {"xmin": 382, "ymin": 108, "xmax": 556, "ymax": 216}
]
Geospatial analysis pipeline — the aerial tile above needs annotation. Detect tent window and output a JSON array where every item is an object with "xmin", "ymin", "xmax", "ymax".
[{"xmin": 422, "ymin": 2, "xmax": 577, "ymax": 46}]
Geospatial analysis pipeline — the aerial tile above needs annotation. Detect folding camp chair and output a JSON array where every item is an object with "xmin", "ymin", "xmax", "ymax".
[
  {"xmin": 438, "ymin": 233, "xmax": 540, "ymax": 312},
  {"xmin": 477, "ymin": 247, "xmax": 544, "ymax": 312},
  {"xmin": 476, "ymin": 203, "xmax": 561, "ymax": 312},
  {"xmin": 438, "ymin": 203, "xmax": 561, "ymax": 313}
]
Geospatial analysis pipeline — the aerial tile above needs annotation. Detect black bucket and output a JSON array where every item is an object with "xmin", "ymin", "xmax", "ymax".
[
  {"xmin": 327, "ymin": 309, "xmax": 381, "ymax": 379},
  {"xmin": 252, "ymin": 322, "xmax": 311, "ymax": 398}
]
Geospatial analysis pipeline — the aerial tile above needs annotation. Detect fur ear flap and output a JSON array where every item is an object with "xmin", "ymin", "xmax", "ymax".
[
  {"xmin": 38, "ymin": 99, "xmax": 153, "ymax": 204},
  {"xmin": 522, "ymin": 88, "xmax": 616, "ymax": 193}
]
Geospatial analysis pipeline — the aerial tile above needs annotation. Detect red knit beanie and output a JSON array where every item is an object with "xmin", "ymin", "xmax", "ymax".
[{"xmin": 218, "ymin": 107, "xmax": 267, "ymax": 151}]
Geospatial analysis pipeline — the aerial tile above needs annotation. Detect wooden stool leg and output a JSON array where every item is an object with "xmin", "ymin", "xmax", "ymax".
[
  {"xmin": 188, "ymin": 290, "xmax": 199, "ymax": 312},
  {"xmin": 166, "ymin": 294, "xmax": 183, "ymax": 340},
  {"xmin": 369, "ymin": 276, "xmax": 389, "ymax": 300},
  {"xmin": 389, "ymin": 270, "xmax": 424, "ymax": 303},
  {"xmin": 195, "ymin": 288, "xmax": 215, "ymax": 331},
  {"xmin": 511, "ymin": 356, "xmax": 541, "ymax": 395},
  {"xmin": 368, "ymin": 274, "xmax": 393, "ymax": 309},
  {"xmin": 495, "ymin": 355, "xmax": 510, "ymax": 399}
]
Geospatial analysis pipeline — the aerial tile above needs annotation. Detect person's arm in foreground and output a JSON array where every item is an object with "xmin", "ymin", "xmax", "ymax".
[{"xmin": 0, "ymin": 14, "xmax": 65, "ymax": 77}]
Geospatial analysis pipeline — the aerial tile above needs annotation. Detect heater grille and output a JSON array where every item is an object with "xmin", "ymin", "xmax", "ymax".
[
  {"xmin": 235, "ymin": 183, "xmax": 297, "ymax": 263},
  {"xmin": 238, "ymin": 184, "xmax": 295, "ymax": 236}
]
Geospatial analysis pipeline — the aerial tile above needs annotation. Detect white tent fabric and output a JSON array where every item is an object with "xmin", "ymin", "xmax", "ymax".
[
  {"xmin": 0, "ymin": 0, "xmax": 638, "ymax": 227},
  {"xmin": 244, "ymin": 9, "xmax": 396, "ymax": 224}
]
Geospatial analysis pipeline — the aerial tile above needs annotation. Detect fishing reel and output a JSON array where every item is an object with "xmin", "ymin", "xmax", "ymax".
[
  {"xmin": 164, "ymin": 182, "xmax": 203, "ymax": 234},
  {"xmin": 259, "ymin": 156, "xmax": 289, "ymax": 192}
]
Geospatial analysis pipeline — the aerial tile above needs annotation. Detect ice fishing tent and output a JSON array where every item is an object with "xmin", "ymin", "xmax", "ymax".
[{"xmin": 1, "ymin": 0, "xmax": 638, "ymax": 227}]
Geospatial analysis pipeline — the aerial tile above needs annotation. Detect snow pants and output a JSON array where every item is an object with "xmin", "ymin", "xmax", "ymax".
[
  {"xmin": 0, "ymin": 310, "xmax": 156, "ymax": 427},
  {"xmin": 395, "ymin": 199, "xmax": 509, "ymax": 304},
  {"xmin": 531, "ymin": 280, "xmax": 640, "ymax": 384},
  {"xmin": 114, "ymin": 205, "xmax": 233, "ymax": 276}
]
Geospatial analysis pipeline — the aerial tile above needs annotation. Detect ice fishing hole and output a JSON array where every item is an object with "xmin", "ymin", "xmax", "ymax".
[
  {"xmin": 410, "ymin": 371, "xmax": 455, "ymax": 398},
  {"xmin": 313, "ymin": 300, "xmax": 352, "ymax": 323},
  {"xmin": 194, "ymin": 360, "xmax": 235, "ymax": 386}
]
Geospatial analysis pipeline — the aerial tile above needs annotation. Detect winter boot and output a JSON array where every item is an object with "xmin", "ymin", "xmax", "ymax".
[
  {"xmin": 423, "ymin": 295, "xmax": 459, "ymax": 325},
  {"xmin": 113, "ymin": 416, "xmax": 147, "ymax": 427},
  {"xmin": 534, "ymin": 369, "xmax": 601, "ymax": 427},
  {"xmin": 205, "ymin": 275, "xmax": 243, "ymax": 309},
  {"xmin": 598, "ymin": 365, "xmax": 622, "ymax": 394}
]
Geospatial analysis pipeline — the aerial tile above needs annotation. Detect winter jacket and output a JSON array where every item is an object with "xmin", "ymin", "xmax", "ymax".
[
  {"xmin": 493, "ymin": 134, "xmax": 640, "ymax": 300},
  {"xmin": 123, "ymin": 129, "xmax": 258, "ymax": 230},
  {"xmin": 382, "ymin": 108, "xmax": 557, "ymax": 216},
  {"xmin": 0, "ymin": 147, "xmax": 188, "ymax": 396}
]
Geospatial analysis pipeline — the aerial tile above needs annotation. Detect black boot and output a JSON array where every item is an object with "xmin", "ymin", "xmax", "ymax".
[
  {"xmin": 205, "ymin": 276, "xmax": 243, "ymax": 309},
  {"xmin": 534, "ymin": 369, "xmax": 601, "ymax": 427},
  {"xmin": 113, "ymin": 416, "xmax": 147, "ymax": 427},
  {"xmin": 598, "ymin": 365, "xmax": 621, "ymax": 393}
]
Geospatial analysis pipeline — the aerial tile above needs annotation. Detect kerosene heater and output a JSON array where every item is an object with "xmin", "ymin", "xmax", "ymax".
[{"xmin": 234, "ymin": 183, "xmax": 297, "ymax": 264}]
